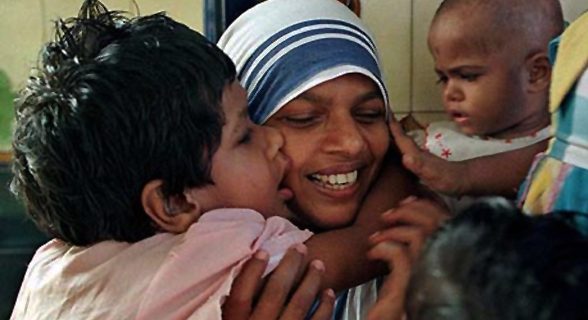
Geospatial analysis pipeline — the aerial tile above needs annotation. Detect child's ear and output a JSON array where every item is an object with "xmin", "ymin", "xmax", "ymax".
[
  {"xmin": 141, "ymin": 180, "xmax": 201, "ymax": 234},
  {"xmin": 525, "ymin": 52, "xmax": 552, "ymax": 93}
]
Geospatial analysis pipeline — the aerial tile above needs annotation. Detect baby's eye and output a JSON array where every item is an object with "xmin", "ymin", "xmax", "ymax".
[
  {"xmin": 436, "ymin": 75, "xmax": 448, "ymax": 85},
  {"xmin": 460, "ymin": 73, "xmax": 480, "ymax": 82}
]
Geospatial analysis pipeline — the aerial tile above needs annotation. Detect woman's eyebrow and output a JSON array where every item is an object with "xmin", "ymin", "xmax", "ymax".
[
  {"xmin": 354, "ymin": 90, "xmax": 383, "ymax": 104},
  {"xmin": 297, "ymin": 90, "xmax": 382, "ymax": 105}
]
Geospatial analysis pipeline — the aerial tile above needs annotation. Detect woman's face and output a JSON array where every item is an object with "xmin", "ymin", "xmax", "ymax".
[{"xmin": 265, "ymin": 73, "xmax": 390, "ymax": 230}]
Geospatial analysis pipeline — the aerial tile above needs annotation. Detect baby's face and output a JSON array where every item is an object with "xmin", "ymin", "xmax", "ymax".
[
  {"xmin": 428, "ymin": 12, "xmax": 536, "ymax": 139},
  {"xmin": 189, "ymin": 81, "xmax": 295, "ymax": 220}
]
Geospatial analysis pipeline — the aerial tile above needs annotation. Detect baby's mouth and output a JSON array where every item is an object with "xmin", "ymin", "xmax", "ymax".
[{"xmin": 308, "ymin": 170, "xmax": 358, "ymax": 190}]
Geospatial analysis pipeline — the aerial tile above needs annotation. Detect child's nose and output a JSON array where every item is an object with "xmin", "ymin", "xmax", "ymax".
[
  {"xmin": 444, "ymin": 82, "xmax": 464, "ymax": 103},
  {"xmin": 262, "ymin": 126, "xmax": 285, "ymax": 157}
]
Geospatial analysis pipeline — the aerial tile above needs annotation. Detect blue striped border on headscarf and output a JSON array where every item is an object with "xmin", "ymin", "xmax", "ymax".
[{"xmin": 238, "ymin": 19, "xmax": 387, "ymax": 124}]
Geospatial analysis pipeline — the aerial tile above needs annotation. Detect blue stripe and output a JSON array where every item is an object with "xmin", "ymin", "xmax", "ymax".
[
  {"xmin": 247, "ymin": 37, "xmax": 385, "ymax": 123},
  {"xmin": 239, "ymin": 19, "xmax": 377, "ymax": 82},
  {"xmin": 242, "ymin": 25, "xmax": 376, "ymax": 90}
]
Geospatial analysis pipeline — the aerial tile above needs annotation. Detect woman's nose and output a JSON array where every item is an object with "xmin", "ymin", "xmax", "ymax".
[{"xmin": 322, "ymin": 117, "xmax": 365, "ymax": 156}]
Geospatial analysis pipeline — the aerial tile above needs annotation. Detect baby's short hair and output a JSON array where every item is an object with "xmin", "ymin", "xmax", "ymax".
[
  {"xmin": 432, "ymin": 0, "xmax": 564, "ymax": 55},
  {"xmin": 408, "ymin": 198, "xmax": 588, "ymax": 319},
  {"xmin": 11, "ymin": 0, "xmax": 236, "ymax": 245}
]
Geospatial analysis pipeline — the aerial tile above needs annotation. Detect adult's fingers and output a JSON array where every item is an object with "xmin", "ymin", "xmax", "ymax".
[
  {"xmin": 250, "ymin": 244, "xmax": 307, "ymax": 319},
  {"xmin": 379, "ymin": 199, "xmax": 449, "ymax": 235},
  {"xmin": 367, "ymin": 242, "xmax": 411, "ymax": 320},
  {"xmin": 389, "ymin": 120, "xmax": 425, "ymax": 173},
  {"xmin": 369, "ymin": 226, "xmax": 425, "ymax": 263},
  {"xmin": 223, "ymin": 250, "xmax": 269, "ymax": 320},
  {"xmin": 281, "ymin": 260, "xmax": 333, "ymax": 320},
  {"xmin": 308, "ymin": 289, "xmax": 336, "ymax": 320}
]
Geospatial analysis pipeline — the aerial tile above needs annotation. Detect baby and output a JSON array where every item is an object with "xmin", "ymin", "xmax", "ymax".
[{"xmin": 394, "ymin": 0, "xmax": 564, "ymax": 204}]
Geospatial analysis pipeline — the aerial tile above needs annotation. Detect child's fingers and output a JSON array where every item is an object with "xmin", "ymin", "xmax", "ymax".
[
  {"xmin": 366, "ymin": 242, "xmax": 410, "ymax": 320},
  {"xmin": 281, "ymin": 260, "xmax": 331, "ymax": 320},
  {"xmin": 250, "ymin": 244, "xmax": 308, "ymax": 319},
  {"xmin": 223, "ymin": 250, "xmax": 269, "ymax": 320},
  {"xmin": 308, "ymin": 289, "xmax": 336, "ymax": 320}
]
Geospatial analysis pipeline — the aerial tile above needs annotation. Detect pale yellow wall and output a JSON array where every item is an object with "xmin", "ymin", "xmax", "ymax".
[
  {"xmin": 1, "ymin": 0, "xmax": 587, "ymax": 123},
  {"xmin": 0, "ymin": 0, "xmax": 203, "ymax": 91},
  {"xmin": 362, "ymin": 0, "xmax": 588, "ymax": 124}
]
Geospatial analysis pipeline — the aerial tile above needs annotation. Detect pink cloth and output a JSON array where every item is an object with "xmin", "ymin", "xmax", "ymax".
[{"xmin": 11, "ymin": 208, "xmax": 312, "ymax": 320}]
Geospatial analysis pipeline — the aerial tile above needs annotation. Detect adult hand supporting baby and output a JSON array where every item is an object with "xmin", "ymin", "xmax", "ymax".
[
  {"xmin": 369, "ymin": 196, "xmax": 449, "ymax": 263},
  {"xmin": 366, "ymin": 242, "xmax": 411, "ymax": 320},
  {"xmin": 389, "ymin": 120, "xmax": 469, "ymax": 196},
  {"xmin": 223, "ymin": 245, "xmax": 335, "ymax": 320},
  {"xmin": 366, "ymin": 196, "xmax": 449, "ymax": 320}
]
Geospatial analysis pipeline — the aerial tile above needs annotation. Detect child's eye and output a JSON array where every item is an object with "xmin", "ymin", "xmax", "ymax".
[{"xmin": 238, "ymin": 129, "xmax": 252, "ymax": 144}]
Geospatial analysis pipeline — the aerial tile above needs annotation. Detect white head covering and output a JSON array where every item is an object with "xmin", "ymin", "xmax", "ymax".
[{"xmin": 217, "ymin": 0, "xmax": 390, "ymax": 124}]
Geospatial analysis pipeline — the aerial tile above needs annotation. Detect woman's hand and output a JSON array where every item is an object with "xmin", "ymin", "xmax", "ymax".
[{"xmin": 223, "ymin": 244, "xmax": 335, "ymax": 320}]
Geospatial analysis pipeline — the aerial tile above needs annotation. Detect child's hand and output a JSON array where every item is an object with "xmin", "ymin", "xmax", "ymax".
[
  {"xmin": 366, "ymin": 242, "xmax": 411, "ymax": 320},
  {"xmin": 389, "ymin": 120, "xmax": 470, "ymax": 196},
  {"xmin": 223, "ymin": 245, "xmax": 335, "ymax": 320},
  {"xmin": 369, "ymin": 196, "xmax": 449, "ymax": 262}
]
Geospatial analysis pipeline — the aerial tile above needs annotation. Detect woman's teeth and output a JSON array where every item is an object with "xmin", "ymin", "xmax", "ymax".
[{"xmin": 310, "ymin": 170, "xmax": 358, "ymax": 190}]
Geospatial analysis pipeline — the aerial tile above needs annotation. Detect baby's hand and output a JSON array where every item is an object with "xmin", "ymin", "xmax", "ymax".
[
  {"xmin": 389, "ymin": 120, "xmax": 470, "ymax": 196},
  {"xmin": 369, "ymin": 196, "xmax": 449, "ymax": 262}
]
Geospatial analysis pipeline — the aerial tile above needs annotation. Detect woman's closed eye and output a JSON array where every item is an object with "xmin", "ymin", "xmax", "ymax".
[
  {"xmin": 279, "ymin": 114, "xmax": 322, "ymax": 128},
  {"xmin": 354, "ymin": 109, "xmax": 385, "ymax": 124}
]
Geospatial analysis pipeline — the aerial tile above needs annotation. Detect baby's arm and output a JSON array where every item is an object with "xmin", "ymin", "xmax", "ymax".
[
  {"xmin": 390, "ymin": 120, "xmax": 548, "ymax": 198},
  {"xmin": 303, "ymin": 150, "xmax": 425, "ymax": 292}
]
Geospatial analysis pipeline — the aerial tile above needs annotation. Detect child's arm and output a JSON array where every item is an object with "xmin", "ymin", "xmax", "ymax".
[
  {"xmin": 303, "ymin": 150, "xmax": 442, "ymax": 292},
  {"xmin": 390, "ymin": 120, "xmax": 548, "ymax": 198}
]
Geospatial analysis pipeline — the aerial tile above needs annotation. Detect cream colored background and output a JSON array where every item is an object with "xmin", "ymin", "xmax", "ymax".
[
  {"xmin": 0, "ymin": 0, "xmax": 203, "ymax": 91},
  {"xmin": 0, "ymin": 0, "xmax": 587, "ymax": 127}
]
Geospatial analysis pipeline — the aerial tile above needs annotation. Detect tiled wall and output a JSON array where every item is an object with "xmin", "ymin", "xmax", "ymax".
[
  {"xmin": 1, "ymin": 0, "xmax": 587, "ymax": 125},
  {"xmin": 362, "ymin": 0, "xmax": 588, "ymax": 124},
  {"xmin": 0, "ymin": 0, "xmax": 203, "ymax": 90}
]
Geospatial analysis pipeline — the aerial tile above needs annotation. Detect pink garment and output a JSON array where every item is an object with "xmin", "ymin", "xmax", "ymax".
[{"xmin": 11, "ymin": 208, "xmax": 312, "ymax": 320}]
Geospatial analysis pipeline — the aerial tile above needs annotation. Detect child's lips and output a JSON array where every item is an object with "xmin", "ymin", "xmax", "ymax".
[
  {"xmin": 450, "ymin": 111, "xmax": 469, "ymax": 124},
  {"xmin": 278, "ymin": 187, "xmax": 294, "ymax": 201}
]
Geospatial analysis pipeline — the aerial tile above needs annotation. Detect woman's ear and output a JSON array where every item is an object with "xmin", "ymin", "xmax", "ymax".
[
  {"xmin": 525, "ymin": 52, "xmax": 552, "ymax": 93},
  {"xmin": 141, "ymin": 180, "xmax": 201, "ymax": 234}
]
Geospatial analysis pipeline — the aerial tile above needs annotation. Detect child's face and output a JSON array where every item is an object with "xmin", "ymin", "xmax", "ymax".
[
  {"xmin": 193, "ymin": 81, "xmax": 295, "ymax": 219},
  {"xmin": 428, "ymin": 13, "xmax": 533, "ymax": 138}
]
